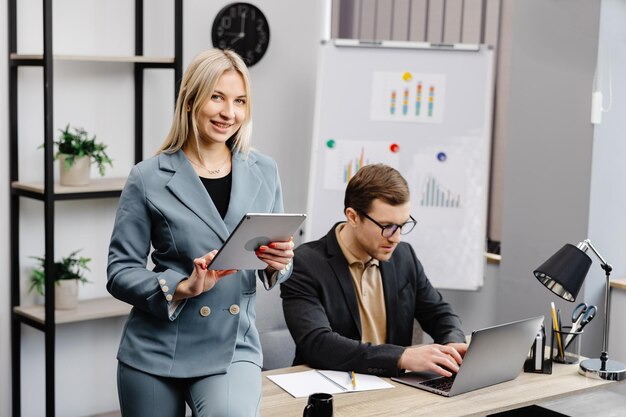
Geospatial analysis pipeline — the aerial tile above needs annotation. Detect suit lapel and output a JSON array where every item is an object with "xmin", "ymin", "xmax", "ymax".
[
  {"xmin": 380, "ymin": 260, "xmax": 399, "ymax": 344},
  {"xmin": 223, "ymin": 152, "xmax": 261, "ymax": 231},
  {"xmin": 326, "ymin": 224, "xmax": 363, "ymax": 336},
  {"xmin": 161, "ymin": 150, "xmax": 230, "ymax": 242}
]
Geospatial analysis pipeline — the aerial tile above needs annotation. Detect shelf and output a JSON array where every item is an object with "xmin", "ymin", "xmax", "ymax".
[
  {"xmin": 10, "ymin": 52, "xmax": 175, "ymax": 64},
  {"xmin": 14, "ymin": 296, "xmax": 131, "ymax": 325},
  {"xmin": 90, "ymin": 412, "xmax": 120, "ymax": 417},
  {"xmin": 485, "ymin": 252, "xmax": 501, "ymax": 265},
  {"xmin": 611, "ymin": 278, "xmax": 626, "ymax": 291},
  {"xmin": 12, "ymin": 177, "xmax": 126, "ymax": 200},
  {"xmin": 8, "ymin": 2, "xmax": 183, "ymax": 414}
]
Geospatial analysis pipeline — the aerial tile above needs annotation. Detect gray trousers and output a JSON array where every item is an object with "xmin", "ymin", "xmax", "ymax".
[{"xmin": 117, "ymin": 361, "xmax": 262, "ymax": 417}]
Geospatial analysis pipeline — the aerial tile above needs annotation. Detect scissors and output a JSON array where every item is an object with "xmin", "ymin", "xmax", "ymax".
[
  {"xmin": 571, "ymin": 302, "xmax": 597, "ymax": 332},
  {"xmin": 564, "ymin": 302, "xmax": 596, "ymax": 348}
]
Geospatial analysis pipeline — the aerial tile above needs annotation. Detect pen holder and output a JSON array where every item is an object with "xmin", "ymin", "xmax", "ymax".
[{"xmin": 551, "ymin": 326, "xmax": 582, "ymax": 364}]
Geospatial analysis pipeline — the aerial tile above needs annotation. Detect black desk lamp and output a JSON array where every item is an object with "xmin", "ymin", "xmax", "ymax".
[{"xmin": 534, "ymin": 239, "xmax": 626, "ymax": 381}]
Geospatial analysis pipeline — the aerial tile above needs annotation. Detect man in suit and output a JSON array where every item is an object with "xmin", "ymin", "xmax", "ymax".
[{"xmin": 281, "ymin": 164, "xmax": 467, "ymax": 378}]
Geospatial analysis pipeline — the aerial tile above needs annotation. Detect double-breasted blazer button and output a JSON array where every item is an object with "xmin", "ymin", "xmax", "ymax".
[
  {"xmin": 200, "ymin": 306, "xmax": 211, "ymax": 317},
  {"xmin": 165, "ymin": 294, "xmax": 173, "ymax": 302},
  {"xmin": 159, "ymin": 278, "xmax": 166, "ymax": 285},
  {"xmin": 229, "ymin": 304, "xmax": 240, "ymax": 315},
  {"xmin": 162, "ymin": 286, "xmax": 169, "ymax": 293}
]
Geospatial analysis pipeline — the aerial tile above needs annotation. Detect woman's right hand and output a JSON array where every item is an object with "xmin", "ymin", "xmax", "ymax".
[{"xmin": 173, "ymin": 250, "xmax": 238, "ymax": 300}]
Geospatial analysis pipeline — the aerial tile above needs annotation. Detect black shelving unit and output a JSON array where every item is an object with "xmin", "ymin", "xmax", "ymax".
[{"xmin": 8, "ymin": 1, "xmax": 182, "ymax": 416}]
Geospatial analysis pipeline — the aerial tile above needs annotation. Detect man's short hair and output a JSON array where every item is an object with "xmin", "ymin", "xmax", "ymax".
[{"xmin": 344, "ymin": 164, "xmax": 410, "ymax": 214}]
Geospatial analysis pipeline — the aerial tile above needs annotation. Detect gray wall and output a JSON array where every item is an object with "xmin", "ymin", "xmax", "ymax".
[
  {"xmin": 496, "ymin": 0, "xmax": 601, "ymax": 357},
  {"xmin": 586, "ymin": 0, "xmax": 626, "ymax": 359}
]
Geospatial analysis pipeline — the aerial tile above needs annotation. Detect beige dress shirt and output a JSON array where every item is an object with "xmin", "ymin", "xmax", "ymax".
[{"xmin": 336, "ymin": 224, "xmax": 387, "ymax": 345}]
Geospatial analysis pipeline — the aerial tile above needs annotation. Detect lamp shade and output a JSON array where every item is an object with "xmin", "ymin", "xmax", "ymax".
[{"xmin": 533, "ymin": 243, "xmax": 592, "ymax": 301}]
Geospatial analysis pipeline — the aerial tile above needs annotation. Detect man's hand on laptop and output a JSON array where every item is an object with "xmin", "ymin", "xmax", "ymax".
[
  {"xmin": 398, "ymin": 343, "xmax": 467, "ymax": 377},
  {"xmin": 445, "ymin": 342, "xmax": 468, "ymax": 358}
]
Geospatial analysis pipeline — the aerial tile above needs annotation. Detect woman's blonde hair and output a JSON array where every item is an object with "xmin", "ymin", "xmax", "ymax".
[{"xmin": 158, "ymin": 48, "xmax": 253, "ymax": 158}]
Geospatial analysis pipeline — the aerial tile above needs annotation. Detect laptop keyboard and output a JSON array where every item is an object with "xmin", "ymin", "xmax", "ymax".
[{"xmin": 421, "ymin": 375, "xmax": 456, "ymax": 392}]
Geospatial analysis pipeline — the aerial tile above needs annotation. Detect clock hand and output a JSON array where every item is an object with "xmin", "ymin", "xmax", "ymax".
[
  {"xmin": 230, "ymin": 34, "xmax": 243, "ymax": 45},
  {"xmin": 239, "ymin": 11, "xmax": 247, "ymax": 37}
]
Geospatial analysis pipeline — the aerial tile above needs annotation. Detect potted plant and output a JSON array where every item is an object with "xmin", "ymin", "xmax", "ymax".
[
  {"xmin": 52, "ymin": 124, "xmax": 113, "ymax": 186},
  {"xmin": 29, "ymin": 250, "xmax": 92, "ymax": 310}
]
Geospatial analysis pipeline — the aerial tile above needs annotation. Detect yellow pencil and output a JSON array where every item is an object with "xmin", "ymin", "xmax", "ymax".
[
  {"xmin": 550, "ymin": 302, "xmax": 564, "ymax": 358},
  {"xmin": 351, "ymin": 371, "xmax": 357, "ymax": 389}
]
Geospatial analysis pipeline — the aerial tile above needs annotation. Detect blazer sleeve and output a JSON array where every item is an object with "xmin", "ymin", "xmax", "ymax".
[
  {"xmin": 408, "ymin": 244, "xmax": 466, "ymax": 344},
  {"xmin": 107, "ymin": 165, "xmax": 187, "ymax": 320},
  {"xmin": 281, "ymin": 246, "xmax": 405, "ymax": 377}
]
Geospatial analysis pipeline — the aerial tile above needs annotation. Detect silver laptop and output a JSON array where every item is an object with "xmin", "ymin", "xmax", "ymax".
[{"xmin": 391, "ymin": 316, "xmax": 544, "ymax": 397}]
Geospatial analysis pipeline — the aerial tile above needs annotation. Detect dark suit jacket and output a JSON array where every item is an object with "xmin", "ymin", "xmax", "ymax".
[{"xmin": 280, "ymin": 223, "xmax": 465, "ymax": 377}]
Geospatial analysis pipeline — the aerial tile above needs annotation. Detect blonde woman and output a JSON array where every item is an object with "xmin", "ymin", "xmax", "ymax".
[{"xmin": 107, "ymin": 49, "xmax": 293, "ymax": 417}]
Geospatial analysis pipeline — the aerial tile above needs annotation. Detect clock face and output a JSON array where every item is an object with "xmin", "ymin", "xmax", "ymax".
[{"xmin": 212, "ymin": 3, "xmax": 270, "ymax": 67}]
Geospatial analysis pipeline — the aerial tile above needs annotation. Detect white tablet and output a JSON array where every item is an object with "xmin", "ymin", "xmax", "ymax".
[{"xmin": 208, "ymin": 213, "xmax": 306, "ymax": 270}]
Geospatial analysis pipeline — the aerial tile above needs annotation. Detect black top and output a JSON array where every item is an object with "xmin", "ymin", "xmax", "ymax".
[{"xmin": 200, "ymin": 172, "xmax": 232, "ymax": 219}]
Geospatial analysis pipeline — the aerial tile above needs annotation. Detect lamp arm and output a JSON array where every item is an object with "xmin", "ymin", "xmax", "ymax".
[
  {"xmin": 581, "ymin": 239, "xmax": 612, "ymax": 273},
  {"xmin": 579, "ymin": 239, "xmax": 613, "ymax": 363}
]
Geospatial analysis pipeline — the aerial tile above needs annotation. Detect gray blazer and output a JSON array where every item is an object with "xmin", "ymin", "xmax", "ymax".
[{"xmin": 107, "ymin": 149, "xmax": 290, "ymax": 378}]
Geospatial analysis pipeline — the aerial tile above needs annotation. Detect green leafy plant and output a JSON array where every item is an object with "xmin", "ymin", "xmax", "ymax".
[
  {"xmin": 51, "ymin": 124, "xmax": 113, "ymax": 176},
  {"xmin": 29, "ymin": 250, "xmax": 92, "ymax": 296}
]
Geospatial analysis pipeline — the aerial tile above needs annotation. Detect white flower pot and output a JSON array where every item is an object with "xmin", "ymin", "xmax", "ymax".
[
  {"xmin": 55, "ymin": 279, "xmax": 79, "ymax": 310},
  {"xmin": 59, "ymin": 154, "xmax": 90, "ymax": 186}
]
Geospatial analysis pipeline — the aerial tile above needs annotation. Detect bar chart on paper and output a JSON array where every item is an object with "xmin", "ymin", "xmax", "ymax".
[
  {"xmin": 408, "ymin": 147, "xmax": 487, "ymax": 289},
  {"xmin": 420, "ymin": 175, "xmax": 462, "ymax": 208},
  {"xmin": 343, "ymin": 147, "xmax": 367, "ymax": 183},
  {"xmin": 323, "ymin": 139, "xmax": 400, "ymax": 191}
]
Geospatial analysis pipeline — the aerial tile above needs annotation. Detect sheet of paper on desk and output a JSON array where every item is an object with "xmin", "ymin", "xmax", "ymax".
[{"xmin": 267, "ymin": 369, "xmax": 394, "ymax": 398}]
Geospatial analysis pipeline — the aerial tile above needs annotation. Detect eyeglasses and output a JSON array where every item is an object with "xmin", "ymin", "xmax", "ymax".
[{"xmin": 357, "ymin": 210, "xmax": 417, "ymax": 238}]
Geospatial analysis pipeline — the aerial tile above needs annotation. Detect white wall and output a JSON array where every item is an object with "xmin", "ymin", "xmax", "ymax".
[
  {"xmin": 183, "ymin": 0, "xmax": 326, "ymax": 216},
  {"xmin": 2, "ymin": 1, "xmax": 327, "ymax": 415}
]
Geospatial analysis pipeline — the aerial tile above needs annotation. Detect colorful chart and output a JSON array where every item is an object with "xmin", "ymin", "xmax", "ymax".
[
  {"xmin": 371, "ymin": 71, "xmax": 446, "ymax": 123},
  {"xmin": 416, "ymin": 82, "xmax": 422, "ymax": 116},
  {"xmin": 343, "ymin": 147, "xmax": 368, "ymax": 183},
  {"xmin": 323, "ymin": 140, "xmax": 400, "ymax": 190}
]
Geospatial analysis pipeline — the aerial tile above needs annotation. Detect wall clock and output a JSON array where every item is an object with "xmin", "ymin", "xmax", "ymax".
[{"xmin": 212, "ymin": 2, "xmax": 270, "ymax": 67}]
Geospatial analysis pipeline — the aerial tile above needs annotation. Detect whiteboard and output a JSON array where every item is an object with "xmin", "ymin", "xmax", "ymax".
[{"xmin": 306, "ymin": 40, "xmax": 495, "ymax": 290}]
